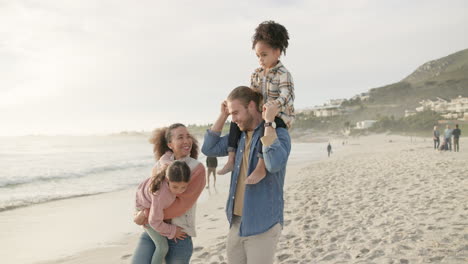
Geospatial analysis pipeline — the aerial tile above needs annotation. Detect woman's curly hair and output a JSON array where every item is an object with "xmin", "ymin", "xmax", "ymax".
[
  {"xmin": 252, "ymin": 20, "xmax": 289, "ymax": 55},
  {"xmin": 148, "ymin": 123, "xmax": 199, "ymax": 161}
]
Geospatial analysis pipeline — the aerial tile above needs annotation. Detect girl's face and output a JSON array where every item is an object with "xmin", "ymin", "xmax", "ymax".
[
  {"xmin": 254, "ymin": 41, "xmax": 281, "ymax": 71},
  {"xmin": 168, "ymin": 181, "xmax": 189, "ymax": 195},
  {"xmin": 167, "ymin": 126, "xmax": 193, "ymax": 159}
]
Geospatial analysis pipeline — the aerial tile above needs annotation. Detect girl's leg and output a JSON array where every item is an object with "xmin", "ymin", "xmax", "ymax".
[
  {"xmin": 245, "ymin": 117, "xmax": 287, "ymax": 185},
  {"xmin": 132, "ymin": 232, "xmax": 155, "ymax": 264},
  {"xmin": 145, "ymin": 226, "xmax": 169, "ymax": 264},
  {"xmin": 218, "ymin": 122, "xmax": 241, "ymax": 175},
  {"xmin": 165, "ymin": 236, "xmax": 193, "ymax": 264}
]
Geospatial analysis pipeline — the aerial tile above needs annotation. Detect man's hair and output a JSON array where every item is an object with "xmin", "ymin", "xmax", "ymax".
[{"xmin": 227, "ymin": 86, "xmax": 263, "ymax": 112}]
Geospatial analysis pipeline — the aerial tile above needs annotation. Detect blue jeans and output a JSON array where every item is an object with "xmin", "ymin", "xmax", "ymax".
[{"xmin": 132, "ymin": 232, "xmax": 193, "ymax": 264}]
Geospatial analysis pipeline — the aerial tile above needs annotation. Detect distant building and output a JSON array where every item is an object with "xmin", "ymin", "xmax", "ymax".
[
  {"xmin": 351, "ymin": 92, "xmax": 370, "ymax": 101},
  {"xmin": 416, "ymin": 95, "xmax": 468, "ymax": 120},
  {"xmin": 311, "ymin": 105, "xmax": 343, "ymax": 117},
  {"xmin": 405, "ymin": 110, "xmax": 417, "ymax": 117},
  {"xmin": 356, "ymin": 120, "xmax": 377, "ymax": 129}
]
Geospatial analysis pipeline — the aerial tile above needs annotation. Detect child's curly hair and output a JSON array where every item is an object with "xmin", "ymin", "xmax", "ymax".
[{"xmin": 252, "ymin": 20, "xmax": 289, "ymax": 55}]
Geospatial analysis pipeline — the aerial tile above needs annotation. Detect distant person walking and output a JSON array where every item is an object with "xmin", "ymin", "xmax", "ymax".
[
  {"xmin": 452, "ymin": 124, "xmax": 461, "ymax": 152},
  {"xmin": 327, "ymin": 143, "xmax": 332, "ymax": 157},
  {"xmin": 433, "ymin": 125, "xmax": 440, "ymax": 150},
  {"xmin": 444, "ymin": 125, "xmax": 453, "ymax": 151},
  {"xmin": 206, "ymin": 156, "xmax": 218, "ymax": 188}
]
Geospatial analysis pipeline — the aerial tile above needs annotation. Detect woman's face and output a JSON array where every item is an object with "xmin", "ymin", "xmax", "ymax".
[{"xmin": 167, "ymin": 126, "xmax": 193, "ymax": 159}]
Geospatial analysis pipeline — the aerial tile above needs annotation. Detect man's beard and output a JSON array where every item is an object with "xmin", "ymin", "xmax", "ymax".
[{"xmin": 238, "ymin": 112, "xmax": 254, "ymax": 131}]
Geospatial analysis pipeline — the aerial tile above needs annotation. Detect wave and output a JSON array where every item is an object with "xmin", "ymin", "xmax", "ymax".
[
  {"xmin": 0, "ymin": 192, "xmax": 107, "ymax": 213},
  {"xmin": 0, "ymin": 160, "xmax": 152, "ymax": 188}
]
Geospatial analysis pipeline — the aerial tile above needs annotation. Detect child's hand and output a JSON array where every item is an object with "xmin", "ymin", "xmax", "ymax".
[
  {"xmin": 134, "ymin": 210, "xmax": 148, "ymax": 226},
  {"xmin": 173, "ymin": 226, "xmax": 187, "ymax": 242},
  {"xmin": 263, "ymin": 102, "xmax": 280, "ymax": 122}
]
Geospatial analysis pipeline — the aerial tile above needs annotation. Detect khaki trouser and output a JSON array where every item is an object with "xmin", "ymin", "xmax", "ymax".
[{"xmin": 227, "ymin": 216, "xmax": 282, "ymax": 264}]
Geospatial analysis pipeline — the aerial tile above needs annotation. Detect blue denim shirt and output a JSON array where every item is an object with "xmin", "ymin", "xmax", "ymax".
[{"xmin": 201, "ymin": 123, "xmax": 291, "ymax": 237}]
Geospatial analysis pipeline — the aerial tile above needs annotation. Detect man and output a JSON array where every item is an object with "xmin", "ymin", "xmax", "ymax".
[
  {"xmin": 202, "ymin": 86, "xmax": 291, "ymax": 264},
  {"xmin": 327, "ymin": 143, "xmax": 332, "ymax": 157},
  {"xmin": 452, "ymin": 124, "xmax": 461, "ymax": 152},
  {"xmin": 444, "ymin": 124, "xmax": 453, "ymax": 151},
  {"xmin": 206, "ymin": 156, "xmax": 218, "ymax": 188},
  {"xmin": 433, "ymin": 125, "xmax": 440, "ymax": 150}
]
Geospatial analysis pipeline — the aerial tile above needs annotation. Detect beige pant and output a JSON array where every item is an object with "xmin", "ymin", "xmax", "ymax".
[{"xmin": 227, "ymin": 216, "xmax": 282, "ymax": 264}]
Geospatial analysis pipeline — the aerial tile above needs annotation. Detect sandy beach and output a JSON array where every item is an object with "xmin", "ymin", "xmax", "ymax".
[{"xmin": 7, "ymin": 134, "xmax": 466, "ymax": 264}]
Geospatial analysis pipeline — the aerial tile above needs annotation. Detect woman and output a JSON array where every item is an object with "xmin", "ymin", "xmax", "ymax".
[{"xmin": 132, "ymin": 123, "xmax": 206, "ymax": 264}]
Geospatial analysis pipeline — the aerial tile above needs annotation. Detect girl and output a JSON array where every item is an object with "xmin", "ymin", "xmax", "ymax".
[
  {"xmin": 134, "ymin": 160, "xmax": 192, "ymax": 264},
  {"xmin": 218, "ymin": 20, "xmax": 295, "ymax": 184},
  {"xmin": 132, "ymin": 123, "xmax": 206, "ymax": 264}
]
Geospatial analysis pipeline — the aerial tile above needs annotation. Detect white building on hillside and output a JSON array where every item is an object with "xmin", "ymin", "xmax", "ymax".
[
  {"xmin": 415, "ymin": 95, "xmax": 468, "ymax": 120},
  {"xmin": 356, "ymin": 120, "xmax": 377, "ymax": 129}
]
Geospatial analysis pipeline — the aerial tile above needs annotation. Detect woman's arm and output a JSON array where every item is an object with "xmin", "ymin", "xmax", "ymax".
[{"xmin": 163, "ymin": 164, "xmax": 206, "ymax": 219}]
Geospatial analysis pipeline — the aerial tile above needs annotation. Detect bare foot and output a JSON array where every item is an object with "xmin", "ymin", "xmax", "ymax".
[{"xmin": 245, "ymin": 159, "xmax": 266, "ymax": 184}]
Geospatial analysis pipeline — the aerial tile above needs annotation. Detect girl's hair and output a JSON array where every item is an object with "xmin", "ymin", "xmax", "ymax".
[
  {"xmin": 148, "ymin": 123, "xmax": 199, "ymax": 160},
  {"xmin": 150, "ymin": 161, "xmax": 191, "ymax": 193},
  {"xmin": 252, "ymin": 20, "xmax": 289, "ymax": 55}
]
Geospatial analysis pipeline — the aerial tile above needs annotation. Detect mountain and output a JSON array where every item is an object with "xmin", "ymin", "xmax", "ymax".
[{"xmin": 353, "ymin": 48, "xmax": 468, "ymax": 121}]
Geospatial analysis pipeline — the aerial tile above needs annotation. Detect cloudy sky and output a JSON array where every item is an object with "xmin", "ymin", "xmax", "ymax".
[{"xmin": 1, "ymin": 0, "xmax": 467, "ymax": 136}]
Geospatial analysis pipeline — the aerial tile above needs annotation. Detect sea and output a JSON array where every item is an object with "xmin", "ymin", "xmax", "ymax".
[{"xmin": 0, "ymin": 134, "xmax": 327, "ymax": 213}]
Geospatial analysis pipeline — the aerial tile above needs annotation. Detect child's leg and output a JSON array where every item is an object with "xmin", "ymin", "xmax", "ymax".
[
  {"xmin": 145, "ymin": 225, "xmax": 169, "ymax": 264},
  {"xmin": 245, "ymin": 117, "xmax": 288, "ymax": 185},
  {"xmin": 218, "ymin": 122, "xmax": 241, "ymax": 175}
]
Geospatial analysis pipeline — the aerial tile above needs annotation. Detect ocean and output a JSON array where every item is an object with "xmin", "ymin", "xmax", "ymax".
[
  {"xmin": 0, "ymin": 134, "xmax": 327, "ymax": 213},
  {"xmin": 0, "ymin": 135, "xmax": 156, "ymax": 212}
]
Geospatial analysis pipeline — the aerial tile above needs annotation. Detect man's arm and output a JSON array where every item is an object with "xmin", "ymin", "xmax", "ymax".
[{"xmin": 201, "ymin": 101, "xmax": 231, "ymax": 157}]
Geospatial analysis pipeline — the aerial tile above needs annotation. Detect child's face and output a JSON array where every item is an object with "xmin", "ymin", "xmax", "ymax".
[
  {"xmin": 254, "ymin": 41, "xmax": 281, "ymax": 70},
  {"xmin": 168, "ymin": 181, "xmax": 189, "ymax": 195}
]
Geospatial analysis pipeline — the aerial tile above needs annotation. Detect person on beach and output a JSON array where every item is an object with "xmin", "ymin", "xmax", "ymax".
[
  {"xmin": 132, "ymin": 123, "xmax": 206, "ymax": 264},
  {"xmin": 327, "ymin": 143, "xmax": 332, "ymax": 157},
  {"xmin": 217, "ymin": 20, "xmax": 295, "ymax": 186},
  {"xmin": 205, "ymin": 156, "xmax": 218, "ymax": 188},
  {"xmin": 433, "ymin": 125, "xmax": 440, "ymax": 150},
  {"xmin": 452, "ymin": 124, "xmax": 461, "ymax": 152},
  {"xmin": 202, "ymin": 86, "xmax": 291, "ymax": 264},
  {"xmin": 134, "ymin": 160, "xmax": 192, "ymax": 264},
  {"xmin": 444, "ymin": 124, "xmax": 453, "ymax": 151}
]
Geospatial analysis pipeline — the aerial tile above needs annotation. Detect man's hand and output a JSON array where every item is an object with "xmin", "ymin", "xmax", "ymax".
[
  {"xmin": 220, "ymin": 100, "xmax": 230, "ymax": 118},
  {"xmin": 263, "ymin": 101, "xmax": 280, "ymax": 122},
  {"xmin": 173, "ymin": 226, "xmax": 188, "ymax": 242},
  {"xmin": 211, "ymin": 100, "xmax": 230, "ymax": 133}
]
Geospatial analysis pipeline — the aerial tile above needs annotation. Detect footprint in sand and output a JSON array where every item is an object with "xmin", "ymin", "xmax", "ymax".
[
  {"xmin": 121, "ymin": 254, "xmax": 132, "ymax": 260},
  {"xmin": 277, "ymin": 253, "xmax": 291, "ymax": 261},
  {"xmin": 194, "ymin": 246, "xmax": 204, "ymax": 252}
]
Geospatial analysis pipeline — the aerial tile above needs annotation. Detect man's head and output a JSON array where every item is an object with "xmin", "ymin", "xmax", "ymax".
[
  {"xmin": 456, "ymin": 124, "xmax": 459, "ymax": 129},
  {"xmin": 227, "ymin": 86, "xmax": 263, "ymax": 131}
]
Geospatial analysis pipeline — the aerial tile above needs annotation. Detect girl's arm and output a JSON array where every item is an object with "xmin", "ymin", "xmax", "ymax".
[{"xmin": 163, "ymin": 164, "xmax": 206, "ymax": 219}]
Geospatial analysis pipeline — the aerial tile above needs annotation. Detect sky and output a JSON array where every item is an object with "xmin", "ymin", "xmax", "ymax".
[{"xmin": 1, "ymin": 0, "xmax": 468, "ymax": 136}]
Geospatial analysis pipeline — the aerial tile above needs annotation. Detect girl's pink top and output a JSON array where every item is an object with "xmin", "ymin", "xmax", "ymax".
[{"xmin": 135, "ymin": 178, "xmax": 177, "ymax": 239}]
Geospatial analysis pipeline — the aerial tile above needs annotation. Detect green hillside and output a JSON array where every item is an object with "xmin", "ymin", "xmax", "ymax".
[
  {"xmin": 295, "ymin": 48, "xmax": 468, "ymax": 132},
  {"xmin": 365, "ymin": 48, "xmax": 468, "ymax": 118}
]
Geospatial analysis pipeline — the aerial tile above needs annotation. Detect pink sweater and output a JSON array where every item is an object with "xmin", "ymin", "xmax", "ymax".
[{"xmin": 135, "ymin": 178, "xmax": 177, "ymax": 239}]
